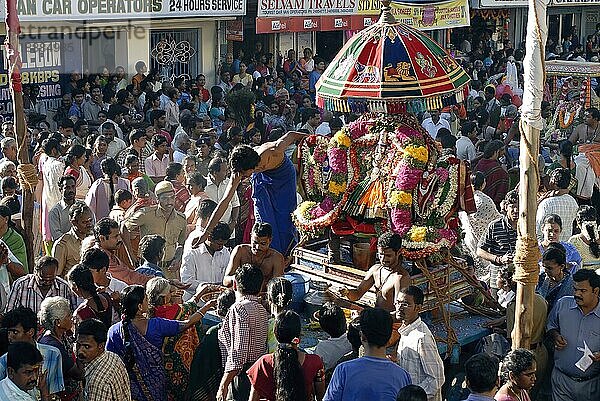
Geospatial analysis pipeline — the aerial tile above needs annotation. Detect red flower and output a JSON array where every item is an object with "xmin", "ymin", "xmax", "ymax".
[{"xmin": 306, "ymin": 134, "xmax": 317, "ymax": 147}]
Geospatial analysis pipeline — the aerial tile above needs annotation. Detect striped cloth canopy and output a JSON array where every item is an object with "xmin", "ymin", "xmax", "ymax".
[{"xmin": 316, "ymin": 7, "xmax": 470, "ymax": 114}]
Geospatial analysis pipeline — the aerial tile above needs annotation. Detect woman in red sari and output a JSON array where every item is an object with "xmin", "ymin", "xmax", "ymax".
[
  {"xmin": 146, "ymin": 277, "xmax": 216, "ymax": 401},
  {"xmin": 247, "ymin": 310, "xmax": 326, "ymax": 401}
]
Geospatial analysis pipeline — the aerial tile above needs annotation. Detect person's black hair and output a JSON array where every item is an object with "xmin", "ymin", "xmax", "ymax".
[
  {"xmin": 318, "ymin": 302, "xmax": 347, "ymax": 338},
  {"xmin": 500, "ymin": 348, "xmax": 536, "ymax": 382},
  {"xmin": 465, "ymin": 353, "xmax": 499, "ymax": 393},
  {"xmin": 35, "ymin": 255, "xmax": 59, "ymax": 272},
  {"xmin": 436, "ymin": 127, "xmax": 451, "ymax": 139},
  {"xmin": 58, "ymin": 175, "xmax": 77, "ymax": 190},
  {"xmin": 125, "ymin": 154, "xmax": 139, "ymax": 167},
  {"xmin": 549, "ymin": 168, "xmax": 571, "ymax": 190},
  {"xmin": 59, "ymin": 118, "xmax": 75, "ymax": 129},
  {"xmin": 94, "ymin": 217, "xmax": 119, "ymax": 241},
  {"xmin": 139, "ymin": 234, "xmax": 166, "ymax": 264},
  {"xmin": 230, "ymin": 145, "xmax": 261, "ymax": 173},
  {"xmin": 377, "ymin": 231, "xmax": 402, "ymax": 251},
  {"xmin": 252, "ymin": 222, "xmax": 273, "ymax": 238},
  {"xmin": 586, "ymin": 107, "xmax": 600, "ymax": 120},
  {"xmin": 273, "ymin": 310, "xmax": 306, "ymax": 401},
  {"xmin": 76, "ymin": 318, "xmax": 108, "ymax": 345},
  {"xmin": 227, "ymin": 126, "xmax": 243, "ymax": 142},
  {"xmin": 67, "ymin": 263, "xmax": 107, "ymax": 322},
  {"xmin": 558, "ymin": 140, "xmax": 573, "ymax": 170},
  {"xmin": 151, "ymin": 134, "xmax": 168, "ymax": 148},
  {"xmin": 267, "ymin": 277, "xmax": 293, "ymax": 309},
  {"xmin": 65, "ymin": 144, "xmax": 87, "ymax": 167},
  {"xmin": 347, "ymin": 318, "xmax": 361, "ymax": 351},
  {"xmin": 359, "ymin": 307, "xmax": 392, "ymax": 347},
  {"xmin": 81, "ymin": 247, "xmax": 110, "ymax": 271},
  {"xmin": 573, "ymin": 269, "xmax": 600, "ymax": 290},
  {"xmin": 396, "ymin": 384, "xmax": 427, "ymax": 401},
  {"xmin": 149, "ymin": 109, "xmax": 166, "ymax": 125},
  {"xmin": 165, "ymin": 162, "xmax": 183, "ymax": 181},
  {"xmin": 42, "ymin": 138, "xmax": 61, "ymax": 155},
  {"xmin": 235, "ymin": 263, "xmax": 263, "ymax": 295},
  {"xmin": 439, "ymin": 133, "xmax": 457, "ymax": 149},
  {"xmin": 1, "ymin": 176, "xmax": 17, "ymax": 190},
  {"xmin": 129, "ymin": 129, "xmax": 146, "ymax": 144},
  {"xmin": 198, "ymin": 199, "xmax": 218, "ymax": 220},
  {"xmin": 73, "ymin": 119, "xmax": 88, "ymax": 133},
  {"xmin": 398, "ymin": 285, "xmax": 425, "ymax": 305},
  {"xmin": 484, "ymin": 86, "xmax": 496, "ymax": 96},
  {"xmin": 210, "ymin": 222, "xmax": 231, "ymax": 242},
  {"xmin": 120, "ymin": 285, "xmax": 146, "ymax": 369},
  {"xmin": 114, "ymin": 189, "xmax": 132, "ymax": 206},
  {"xmin": 471, "ymin": 171, "xmax": 486, "ymax": 191},
  {"xmin": 100, "ymin": 158, "xmax": 121, "ymax": 208},
  {"xmin": 216, "ymin": 289, "xmax": 236, "ymax": 318},
  {"xmin": 1, "ymin": 307, "xmax": 37, "ymax": 333},
  {"xmin": 187, "ymin": 172, "xmax": 207, "ymax": 189},
  {"xmin": 542, "ymin": 213, "xmax": 562, "ymax": 229},
  {"xmin": 483, "ymin": 140, "xmax": 504, "ymax": 159},
  {"xmin": 6, "ymin": 342, "xmax": 43, "ymax": 372},
  {"xmin": 330, "ymin": 117, "xmax": 344, "ymax": 132},
  {"xmin": 542, "ymin": 246, "xmax": 566, "ymax": 267},
  {"xmin": 576, "ymin": 206, "xmax": 600, "ymax": 258},
  {"xmin": 461, "ymin": 121, "xmax": 477, "ymax": 137}
]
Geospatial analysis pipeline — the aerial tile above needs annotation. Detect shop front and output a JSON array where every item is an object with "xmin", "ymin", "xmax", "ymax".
[{"xmin": 0, "ymin": 0, "xmax": 245, "ymax": 119}]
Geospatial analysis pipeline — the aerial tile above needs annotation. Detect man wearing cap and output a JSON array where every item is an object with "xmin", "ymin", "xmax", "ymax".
[{"xmin": 123, "ymin": 181, "xmax": 187, "ymax": 280}]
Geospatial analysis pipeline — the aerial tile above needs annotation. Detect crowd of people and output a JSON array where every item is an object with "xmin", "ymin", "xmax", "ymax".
[{"xmin": 0, "ymin": 28, "xmax": 597, "ymax": 401}]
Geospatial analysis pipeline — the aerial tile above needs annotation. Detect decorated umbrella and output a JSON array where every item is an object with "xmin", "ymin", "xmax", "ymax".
[{"xmin": 316, "ymin": 1, "xmax": 470, "ymax": 114}]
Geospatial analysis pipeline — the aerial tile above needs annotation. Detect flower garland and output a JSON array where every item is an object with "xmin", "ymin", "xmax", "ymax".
[{"xmin": 294, "ymin": 113, "xmax": 461, "ymax": 259}]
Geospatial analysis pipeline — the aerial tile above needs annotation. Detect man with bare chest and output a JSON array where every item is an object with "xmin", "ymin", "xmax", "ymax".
[
  {"xmin": 340, "ymin": 232, "xmax": 411, "ymax": 312},
  {"xmin": 569, "ymin": 108, "xmax": 600, "ymax": 145},
  {"xmin": 223, "ymin": 222, "xmax": 285, "ymax": 292},
  {"xmin": 193, "ymin": 131, "xmax": 306, "ymax": 256}
]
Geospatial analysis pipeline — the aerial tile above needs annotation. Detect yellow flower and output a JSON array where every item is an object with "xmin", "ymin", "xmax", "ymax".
[
  {"xmin": 409, "ymin": 226, "xmax": 427, "ymax": 242},
  {"xmin": 404, "ymin": 145, "xmax": 428, "ymax": 164},
  {"xmin": 297, "ymin": 201, "xmax": 317, "ymax": 219},
  {"xmin": 389, "ymin": 190, "xmax": 412, "ymax": 207},
  {"xmin": 328, "ymin": 180, "xmax": 347, "ymax": 195},
  {"xmin": 333, "ymin": 131, "xmax": 351, "ymax": 148}
]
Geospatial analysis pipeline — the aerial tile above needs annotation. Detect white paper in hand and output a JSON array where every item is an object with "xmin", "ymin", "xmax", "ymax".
[{"xmin": 575, "ymin": 340, "xmax": 594, "ymax": 372}]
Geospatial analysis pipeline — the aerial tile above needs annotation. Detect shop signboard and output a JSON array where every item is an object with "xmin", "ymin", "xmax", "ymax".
[
  {"xmin": 0, "ymin": 35, "xmax": 83, "ymax": 118},
  {"xmin": 1, "ymin": 0, "xmax": 245, "ymax": 21},
  {"xmin": 258, "ymin": 0, "xmax": 356, "ymax": 17},
  {"xmin": 356, "ymin": 0, "xmax": 470, "ymax": 30},
  {"xmin": 478, "ymin": 0, "xmax": 527, "ymax": 7}
]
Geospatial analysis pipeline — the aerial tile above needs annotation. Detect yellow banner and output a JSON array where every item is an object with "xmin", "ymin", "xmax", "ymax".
[{"xmin": 356, "ymin": 0, "xmax": 470, "ymax": 30}]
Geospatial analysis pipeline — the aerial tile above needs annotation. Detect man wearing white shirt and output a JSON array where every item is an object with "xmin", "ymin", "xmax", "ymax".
[
  {"xmin": 101, "ymin": 122, "xmax": 126, "ymax": 159},
  {"xmin": 205, "ymin": 158, "xmax": 240, "ymax": 237},
  {"xmin": 394, "ymin": 286, "xmax": 444, "ymax": 401},
  {"xmin": 0, "ymin": 342, "xmax": 43, "ymax": 401},
  {"xmin": 315, "ymin": 111, "xmax": 333, "ymax": 136},
  {"xmin": 456, "ymin": 121, "xmax": 479, "ymax": 164},
  {"xmin": 421, "ymin": 110, "xmax": 450, "ymax": 140},
  {"xmin": 81, "ymin": 247, "xmax": 127, "ymax": 297},
  {"xmin": 181, "ymin": 222, "xmax": 231, "ymax": 300},
  {"xmin": 536, "ymin": 169, "xmax": 579, "ymax": 242}
]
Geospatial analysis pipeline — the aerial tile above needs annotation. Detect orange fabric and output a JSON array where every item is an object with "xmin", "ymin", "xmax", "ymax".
[{"xmin": 579, "ymin": 144, "xmax": 600, "ymax": 178}]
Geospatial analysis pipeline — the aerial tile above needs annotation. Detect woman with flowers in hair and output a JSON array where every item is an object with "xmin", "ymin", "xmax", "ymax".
[
  {"xmin": 106, "ymin": 285, "xmax": 207, "ymax": 401},
  {"xmin": 568, "ymin": 205, "xmax": 600, "ymax": 268},
  {"xmin": 247, "ymin": 310, "xmax": 326, "ymax": 401}
]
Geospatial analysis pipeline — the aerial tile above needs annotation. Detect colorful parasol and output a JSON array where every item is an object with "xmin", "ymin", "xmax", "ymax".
[{"xmin": 316, "ymin": 2, "xmax": 470, "ymax": 114}]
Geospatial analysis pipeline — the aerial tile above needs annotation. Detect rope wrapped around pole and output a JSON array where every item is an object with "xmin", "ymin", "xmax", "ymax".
[{"xmin": 513, "ymin": 236, "xmax": 541, "ymax": 284}]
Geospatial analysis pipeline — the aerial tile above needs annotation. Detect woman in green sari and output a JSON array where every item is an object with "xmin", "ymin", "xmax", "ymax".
[{"xmin": 0, "ymin": 203, "xmax": 27, "ymax": 273}]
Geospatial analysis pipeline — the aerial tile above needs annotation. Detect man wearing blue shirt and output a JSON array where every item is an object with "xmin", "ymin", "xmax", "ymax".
[
  {"xmin": 324, "ymin": 307, "xmax": 411, "ymax": 401},
  {"xmin": 0, "ymin": 307, "xmax": 64, "ymax": 398},
  {"xmin": 547, "ymin": 269, "xmax": 600, "ymax": 401},
  {"xmin": 463, "ymin": 353, "xmax": 500, "ymax": 401}
]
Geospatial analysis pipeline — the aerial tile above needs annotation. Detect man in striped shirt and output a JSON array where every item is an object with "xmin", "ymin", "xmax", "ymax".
[
  {"xmin": 477, "ymin": 189, "xmax": 518, "ymax": 296},
  {"xmin": 5, "ymin": 256, "xmax": 77, "ymax": 314},
  {"xmin": 218, "ymin": 264, "xmax": 269, "ymax": 401}
]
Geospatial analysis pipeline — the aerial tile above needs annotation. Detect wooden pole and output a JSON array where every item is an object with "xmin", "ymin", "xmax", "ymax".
[
  {"xmin": 5, "ymin": 0, "xmax": 35, "ymax": 270},
  {"xmin": 512, "ymin": 0, "xmax": 548, "ymax": 349}
]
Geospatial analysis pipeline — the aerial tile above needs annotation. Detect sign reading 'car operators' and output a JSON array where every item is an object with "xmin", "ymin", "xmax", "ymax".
[{"xmin": 8, "ymin": 0, "xmax": 245, "ymax": 20}]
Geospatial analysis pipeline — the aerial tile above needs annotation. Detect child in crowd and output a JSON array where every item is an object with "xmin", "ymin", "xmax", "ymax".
[{"xmin": 313, "ymin": 302, "xmax": 353, "ymax": 372}]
